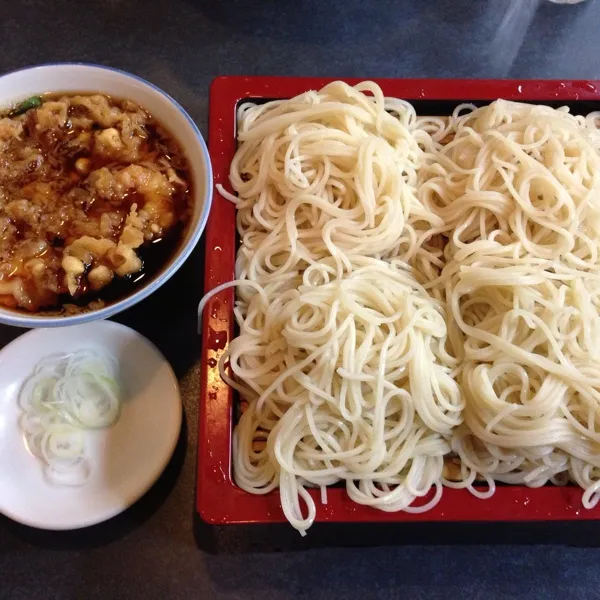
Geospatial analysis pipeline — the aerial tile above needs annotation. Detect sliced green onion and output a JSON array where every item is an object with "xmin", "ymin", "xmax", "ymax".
[
  {"xmin": 18, "ymin": 349, "xmax": 123, "ymax": 486},
  {"xmin": 8, "ymin": 96, "xmax": 42, "ymax": 117}
]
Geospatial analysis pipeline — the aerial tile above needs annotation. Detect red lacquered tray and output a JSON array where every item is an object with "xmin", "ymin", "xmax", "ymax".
[{"xmin": 197, "ymin": 76, "xmax": 600, "ymax": 526}]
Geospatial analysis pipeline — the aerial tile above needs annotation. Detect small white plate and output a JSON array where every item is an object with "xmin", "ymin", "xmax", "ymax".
[{"xmin": 0, "ymin": 321, "xmax": 182, "ymax": 530}]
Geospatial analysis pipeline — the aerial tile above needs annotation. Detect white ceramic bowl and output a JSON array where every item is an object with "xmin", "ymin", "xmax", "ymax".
[{"xmin": 0, "ymin": 63, "xmax": 212, "ymax": 328}]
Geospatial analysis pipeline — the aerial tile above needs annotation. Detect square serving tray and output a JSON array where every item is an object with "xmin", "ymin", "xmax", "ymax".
[{"xmin": 197, "ymin": 76, "xmax": 600, "ymax": 526}]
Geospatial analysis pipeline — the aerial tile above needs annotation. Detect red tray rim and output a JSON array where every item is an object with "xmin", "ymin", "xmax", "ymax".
[{"xmin": 197, "ymin": 76, "xmax": 600, "ymax": 526}]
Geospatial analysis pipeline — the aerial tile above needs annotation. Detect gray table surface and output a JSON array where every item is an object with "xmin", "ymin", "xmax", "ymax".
[{"xmin": 3, "ymin": 0, "xmax": 600, "ymax": 598}]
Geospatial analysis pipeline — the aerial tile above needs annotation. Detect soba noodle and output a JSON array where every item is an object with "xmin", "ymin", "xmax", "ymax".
[{"xmin": 199, "ymin": 84, "xmax": 600, "ymax": 533}]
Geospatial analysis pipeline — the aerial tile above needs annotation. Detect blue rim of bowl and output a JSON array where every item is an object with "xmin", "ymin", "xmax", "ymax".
[{"xmin": 0, "ymin": 63, "xmax": 213, "ymax": 328}]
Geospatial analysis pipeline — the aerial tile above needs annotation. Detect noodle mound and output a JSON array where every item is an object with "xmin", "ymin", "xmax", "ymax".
[
  {"xmin": 229, "ymin": 256, "xmax": 461, "ymax": 531},
  {"xmin": 423, "ymin": 100, "xmax": 600, "ymax": 504},
  {"xmin": 220, "ymin": 81, "xmax": 442, "ymax": 282}
]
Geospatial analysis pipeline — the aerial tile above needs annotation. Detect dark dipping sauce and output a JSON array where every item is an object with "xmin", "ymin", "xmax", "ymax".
[{"xmin": 0, "ymin": 92, "xmax": 193, "ymax": 315}]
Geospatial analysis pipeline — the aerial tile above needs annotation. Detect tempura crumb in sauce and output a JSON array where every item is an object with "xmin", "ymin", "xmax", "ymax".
[{"xmin": 0, "ymin": 93, "xmax": 192, "ymax": 313}]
